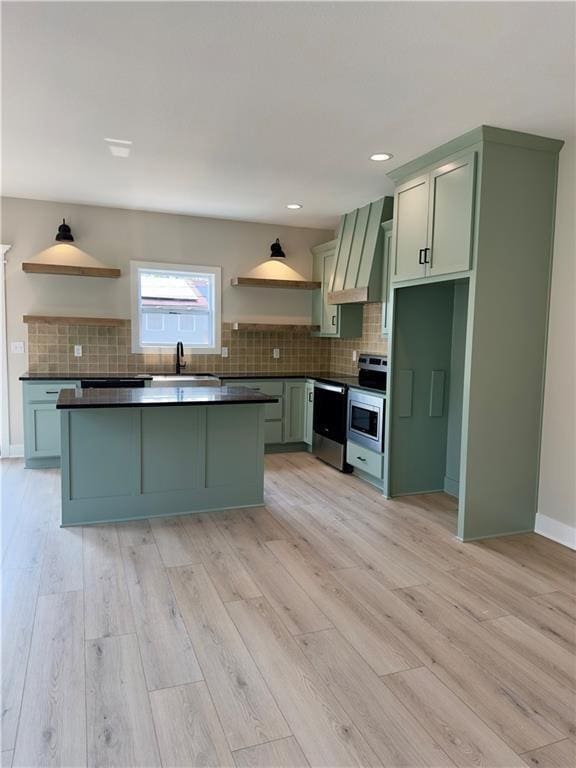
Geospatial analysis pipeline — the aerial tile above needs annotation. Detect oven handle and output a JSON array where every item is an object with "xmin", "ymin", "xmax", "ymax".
[{"xmin": 314, "ymin": 382, "xmax": 347, "ymax": 394}]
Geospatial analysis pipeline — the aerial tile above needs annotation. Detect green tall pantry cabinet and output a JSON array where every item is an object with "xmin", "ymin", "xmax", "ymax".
[{"xmin": 385, "ymin": 126, "xmax": 564, "ymax": 541}]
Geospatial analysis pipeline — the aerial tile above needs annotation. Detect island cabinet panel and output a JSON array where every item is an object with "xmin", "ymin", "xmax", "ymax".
[
  {"xmin": 68, "ymin": 409, "xmax": 139, "ymax": 500},
  {"xmin": 206, "ymin": 405, "xmax": 262, "ymax": 488},
  {"xmin": 141, "ymin": 407, "xmax": 204, "ymax": 493},
  {"xmin": 60, "ymin": 404, "xmax": 267, "ymax": 526}
]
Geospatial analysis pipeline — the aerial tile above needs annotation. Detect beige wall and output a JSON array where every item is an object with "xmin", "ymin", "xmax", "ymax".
[
  {"xmin": 537, "ymin": 140, "xmax": 576, "ymax": 530},
  {"xmin": 1, "ymin": 197, "xmax": 332, "ymax": 448}
]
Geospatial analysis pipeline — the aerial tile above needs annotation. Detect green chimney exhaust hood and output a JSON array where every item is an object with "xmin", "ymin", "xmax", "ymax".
[{"xmin": 328, "ymin": 196, "xmax": 393, "ymax": 304}]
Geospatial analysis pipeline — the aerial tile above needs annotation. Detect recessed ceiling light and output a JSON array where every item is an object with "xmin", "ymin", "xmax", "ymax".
[
  {"xmin": 286, "ymin": 203, "xmax": 302, "ymax": 210},
  {"xmin": 370, "ymin": 152, "xmax": 393, "ymax": 162},
  {"xmin": 105, "ymin": 137, "xmax": 133, "ymax": 158},
  {"xmin": 104, "ymin": 137, "xmax": 133, "ymax": 145}
]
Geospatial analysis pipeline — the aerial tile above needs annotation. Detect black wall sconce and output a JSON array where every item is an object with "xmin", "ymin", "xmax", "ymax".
[
  {"xmin": 270, "ymin": 238, "xmax": 286, "ymax": 258},
  {"xmin": 55, "ymin": 219, "xmax": 74, "ymax": 242}
]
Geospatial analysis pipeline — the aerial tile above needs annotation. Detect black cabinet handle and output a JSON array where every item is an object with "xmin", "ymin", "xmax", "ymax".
[
  {"xmin": 356, "ymin": 456, "xmax": 366, "ymax": 462},
  {"xmin": 418, "ymin": 249, "xmax": 424, "ymax": 265},
  {"xmin": 46, "ymin": 390, "xmax": 59, "ymax": 394},
  {"xmin": 308, "ymin": 392, "xmax": 313, "ymax": 403},
  {"xmin": 423, "ymin": 247, "xmax": 431, "ymax": 264},
  {"xmin": 331, "ymin": 316, "xmax": 336, "ymax": 326}
]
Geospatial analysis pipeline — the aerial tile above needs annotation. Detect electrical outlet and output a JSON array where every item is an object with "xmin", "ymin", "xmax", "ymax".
[
  {"xmin": 352, "ymin": 350, "xmax": 358, "ymax": 362},
  {"xmin": 10, "ymin": 341, "xmax": 25, "ymax": 354},
  {"xmin": 273, "ymin": 348, "xmax": 280, "ymax": 359},
  {"xmin": 221, "ymin": 346, "xmax": 229, "ymax": 358},
  {"xmin": 74, "ymin": 345, "xmax": 82, "ymax": 358}
]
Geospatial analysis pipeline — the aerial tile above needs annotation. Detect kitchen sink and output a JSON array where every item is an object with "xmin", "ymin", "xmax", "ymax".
[{"xmin": 150, "ymin": 374, "xmax": 221, "ymax": 387}]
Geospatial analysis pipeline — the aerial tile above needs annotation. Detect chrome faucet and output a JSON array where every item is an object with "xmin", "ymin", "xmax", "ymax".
[{"xmin": 176, "ymin": 341, "xmax": 186, "ymax": 375}]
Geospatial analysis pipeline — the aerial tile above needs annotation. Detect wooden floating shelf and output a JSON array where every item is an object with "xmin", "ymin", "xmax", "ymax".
[
  {"xmin": 22, "ymin": 262, "xmax": 121, "ymax": 278},
  {"xmin": 231, "ymin": 277, "xmax": 321, "ymax": 290},
  {"xmin": 23, "ymin": 315, "xmax": 126, "ymax": 327},
  {"xmin": 231, "ymin": 322, "xmax": 320, "ymax": 333}
]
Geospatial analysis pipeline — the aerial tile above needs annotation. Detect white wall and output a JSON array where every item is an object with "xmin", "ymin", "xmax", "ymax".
[
  {"xmin": 1, "ymin": 197, "xmax": 331, "ymax": 449},
  {"xmin": 537, "ymin": 140, "xmax": 576, "ymax": 545}
]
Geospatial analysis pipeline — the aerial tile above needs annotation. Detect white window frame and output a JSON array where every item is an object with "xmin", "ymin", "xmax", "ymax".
[{"xmin": 130, "ymin": 260, "xmax": 221, "ymax": 354}]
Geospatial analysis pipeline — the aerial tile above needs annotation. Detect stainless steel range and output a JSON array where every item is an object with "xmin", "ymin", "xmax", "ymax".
[{"xmin": 347, "ymin": 354, "xmax": 387, "ymax": 452}]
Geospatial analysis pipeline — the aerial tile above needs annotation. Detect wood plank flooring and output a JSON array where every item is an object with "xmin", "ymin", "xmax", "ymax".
[{"xmin": 1, "ymin": 453, "xmax": 575, "ymax": 767}]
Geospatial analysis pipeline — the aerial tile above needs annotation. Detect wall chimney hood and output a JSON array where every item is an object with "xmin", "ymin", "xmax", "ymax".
[{"xmin": 328, "ymin": 196, "xmax": 393, "ymax": 304}]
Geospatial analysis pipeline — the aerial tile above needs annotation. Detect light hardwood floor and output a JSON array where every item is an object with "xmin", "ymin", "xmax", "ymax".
[{"xmin": 1, "ymin": 453, "xmax": 575, "ymax": 768}]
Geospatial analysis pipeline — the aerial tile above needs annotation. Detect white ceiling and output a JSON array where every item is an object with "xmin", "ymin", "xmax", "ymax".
[{"xmin": 2, "ymin": 1, "xmax": 575, "ymax": 228}]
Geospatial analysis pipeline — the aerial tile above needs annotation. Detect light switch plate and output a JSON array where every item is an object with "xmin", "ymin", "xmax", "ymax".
[
  {"xmin": 74, "ymin": 345, "xmax": 82, "ymax": 357},
  {"xmin": 10, "ymin": 341, "xmax": 25, "ymax": 354},
  {"xmin": 273, "ymin": 348, "xmax": 280, "ymax": 359},
  {"xmin": 221, "ymin": 346, "xmax": 229, "ymax": 358},
  {"xmin": 352, "ymin": 350, "xmax": 358, "ymax": 362}
]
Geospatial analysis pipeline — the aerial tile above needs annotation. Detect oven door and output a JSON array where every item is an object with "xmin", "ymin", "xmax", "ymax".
[{"xmin": 347, "ymin": 392, "xmax": 384, "ymax": 451}]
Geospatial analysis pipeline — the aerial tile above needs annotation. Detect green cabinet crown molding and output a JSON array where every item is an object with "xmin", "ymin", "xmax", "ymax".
[
  {"xmin": 388, "ymin": 125, "xmax": 564, "ymax": 184},
  {"xmin": 329, "ymin": 196, "xmax": 394, "ymax": 304}
]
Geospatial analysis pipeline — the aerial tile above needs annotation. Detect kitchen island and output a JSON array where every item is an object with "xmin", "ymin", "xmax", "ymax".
[{"xmin": 56, "ymin": 385, "xmax": 277, "ymax": 526}]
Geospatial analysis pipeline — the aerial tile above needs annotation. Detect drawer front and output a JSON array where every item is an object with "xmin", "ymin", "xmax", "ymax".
[
  {"xmin": 24, "ymin": 381, "xmax": 80, "ymax": 403},
  {"xmin": 347, "ymin": 440, "xmax": 384, "ymax": 478},
  {"xmin": 264, "ymin": 421, "xmax": 283, "ymax": 444},
  {"xmin": 226, "ymin": 379, "xmax": 285, "ymax": 397},
  {"xmin": 226, "ymin": 379, "xmax": 283, "ymax": 419}
]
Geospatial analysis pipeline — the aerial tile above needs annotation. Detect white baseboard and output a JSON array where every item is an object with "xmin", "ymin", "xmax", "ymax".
[
  {"xmin": 534, "ymin": 513, "xmax": 576, "ymax": 550},
  {"xmin": 8, "ymin": 443, "xmax": 24, "ymax": 458}
]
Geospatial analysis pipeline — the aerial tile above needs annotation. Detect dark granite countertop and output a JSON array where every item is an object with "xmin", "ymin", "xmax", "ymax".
[
  {"xmin": 23, "ymin": 370, "xmax": 386, "ymax": 394},
  {"xmin": 56, "ymin": 385, "xmax": 279, "ymax": 409},
  {"xmin": 20, "ymin": 372, "xmax": 153, "ymax": 381}
]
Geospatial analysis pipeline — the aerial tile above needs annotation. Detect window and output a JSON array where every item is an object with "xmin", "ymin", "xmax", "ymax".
[{"xmin": 130, "ymin": 261, "xmax": 221, "ymax": 353}]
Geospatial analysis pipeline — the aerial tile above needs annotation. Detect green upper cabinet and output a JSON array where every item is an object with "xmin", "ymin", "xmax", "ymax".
[
  {"xmin": 392, "ymin": 153, "xmax": 476, "ymax": 282},
  {"xmin": 311, "ymin": 239, "xmax": 362, "ymax": 338},
  {"xmin": 427, "ymin": 154, "xmax": 476, "ymax": 277},
  {"xmin": 393, "ymin": 175, "xmax": 429, "ymax": 281},
  {"xmin": 329, "ymin": 196, "xmax": 393, "ymax": 303}
]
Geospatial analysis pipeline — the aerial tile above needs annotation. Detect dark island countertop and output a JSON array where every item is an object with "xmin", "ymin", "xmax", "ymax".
[{"xmin": 56, "ymin": 385, "xmax": 279, "ymax": 409}]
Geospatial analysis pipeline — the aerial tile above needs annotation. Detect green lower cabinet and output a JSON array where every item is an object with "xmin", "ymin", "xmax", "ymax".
[
  {"xmin": 26, "ymin": 403, "xmax": 61, "ymax": 458},
  {"xmin": 284, "ymin": 381, "xmax": 306, "ymax": 442},
  {"xmin": 304, "ymin": 380, "xmax": 314, "ymax": 445},
  {"xmin": 347, "ymin": 440, "xmax": 385, "ymax": 489},
  {"xmin": 23, "ymin": 380, "xmax": 80, "ymax": 468},
  {"xmin": 225, "ymin": 378, "xmax": 307, "ymax": 448}
]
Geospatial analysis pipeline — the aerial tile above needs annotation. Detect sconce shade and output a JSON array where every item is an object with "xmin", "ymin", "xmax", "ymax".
[
  {"xmin": 55, "ymin": 219, "xmax": 74, "ymax": 242},
  {"xmin": 270, "ymin": 238, "xmax": 286, "ymax": 258}
]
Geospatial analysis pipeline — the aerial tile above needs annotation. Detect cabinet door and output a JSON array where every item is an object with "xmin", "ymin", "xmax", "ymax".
[
  {"xmin": 381, "ymin": 228, "xmax": 393, "ymax": 335},
  {"xmin": 427, "ymin": 153, "xmax": 476, "ymax": 277},
  {"xmin": 322, "ymin": 253, "xmax": 339, "ymax": 335},
  {"xmin": 393, "ymin": 175, "xmax": 429, "ymax": 281},
  {"xmin": 26, "ymin": 403, "xmax": 61, "ymax": 458},
  {"xmin": 304, "ymin": 381, "xmax": 314, "ymax": 445},
  {"xmin": 284, "ymin": 382, "xmax": 306, "ymax": 443}
]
